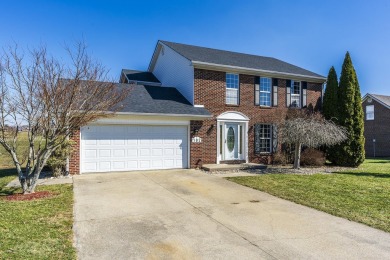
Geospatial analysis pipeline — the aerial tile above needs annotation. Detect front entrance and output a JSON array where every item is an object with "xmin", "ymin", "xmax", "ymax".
[
  {"xmin": 224, "ymin": 124, "xmax": 239, "ymax": 160},
  {"xmin": 217, "ymin": 111, "xmax": 249, "ymax": 163}
]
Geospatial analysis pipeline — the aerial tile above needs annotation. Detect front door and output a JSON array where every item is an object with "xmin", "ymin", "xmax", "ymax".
[{"xmin": 224, "ymin": 124, "xmax": 239, "ymax": 160}]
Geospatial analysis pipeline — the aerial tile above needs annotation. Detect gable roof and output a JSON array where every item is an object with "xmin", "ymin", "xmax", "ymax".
[
  {"xmin": 121, "ymin": 69, "xmax": 160, "ymax": 85},
  {"xmin": 363, "ymin": 93, "xmax": 390, "ymax": 109},
  {"xmin": 150, "ymin": 40, "xmax": 326, "ymax": 82},
  {"xmin": 115, "ymin": 84, "xmax": 211, "ymax": 117}
]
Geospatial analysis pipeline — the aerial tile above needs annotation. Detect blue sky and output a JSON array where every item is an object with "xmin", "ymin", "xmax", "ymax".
[{"xmin": 1, "ymin": 0, "xmax": 389, "ymax": 95}]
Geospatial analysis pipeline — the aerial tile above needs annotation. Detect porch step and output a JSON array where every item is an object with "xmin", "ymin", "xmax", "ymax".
[
  {"xmin": 202, "ymin": 163, "xmax": 267, "ymax": 172},
  {"xmin": 219, "ymin": 160, "xmax": 246, "ymax": 165}
]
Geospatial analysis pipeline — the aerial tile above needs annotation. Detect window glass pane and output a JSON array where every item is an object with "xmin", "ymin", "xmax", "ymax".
[
  {"xmin": 290, "ymin": 80, "xmax": 301, "ymax": 107},
  {"xmin": 258, "ymin": 124, "xmax": 272, "ymax": 153},
  {"xmin": 259, "ymin": 77, "xmax": 271, "ymax": 106},
  {"xmin": 226, "ymin": 73, "xmax": 239, "ymax": 104},
  {"xmin": 366, "ymin": 105, "xmax": 374, "ymax": 120}
]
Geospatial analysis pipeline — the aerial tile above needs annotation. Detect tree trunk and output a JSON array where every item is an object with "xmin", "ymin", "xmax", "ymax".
[
  {"xmin": 293, "ymin": 142, "xmax": 302, "ymax": 169},
  {"xmin": 26, "ymin": 149, "xmax": 53, "ymax": 193}
]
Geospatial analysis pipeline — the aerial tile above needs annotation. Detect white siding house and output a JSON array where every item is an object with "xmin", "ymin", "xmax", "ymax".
[{"xmin": 149, "ymin": 42, "xmax": 194, "ymax": 104}]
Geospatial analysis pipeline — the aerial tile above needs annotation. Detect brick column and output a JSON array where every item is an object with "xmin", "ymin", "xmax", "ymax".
[{"xmin": 69, "ymin": 129, "xmax": 80, "ymax": 174}]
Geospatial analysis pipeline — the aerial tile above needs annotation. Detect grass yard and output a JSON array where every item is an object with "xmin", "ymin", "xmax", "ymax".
[
  {"xmin": 227, "ymin": 158, "xmax": 390, "ymax": 233},
  {"xmin": 0, "ymin": 168, "xmax": 76, "ymax": 259}
]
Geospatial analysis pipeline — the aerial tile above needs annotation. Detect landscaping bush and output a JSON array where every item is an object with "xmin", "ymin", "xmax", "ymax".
[
  {"xmin": 272, "ymin": 151, "xmax": 289, "ymax": 165},
  {"xmin": 300, "ymin": 148, "xmax": 325, "ymax": 166},
  {"xmin": 46, "ymin": 140, "xmax": 74, "ymax": 177}
]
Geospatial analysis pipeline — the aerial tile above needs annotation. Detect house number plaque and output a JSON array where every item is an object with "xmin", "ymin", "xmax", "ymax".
[{"xmin": 192, "ymin": 137, "xmax": 202, "ymax": 143}]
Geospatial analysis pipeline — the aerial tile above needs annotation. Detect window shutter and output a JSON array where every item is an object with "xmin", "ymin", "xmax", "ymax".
[
  {"xmin": 272, "ymin": 124, "xmax": 278, "ymax": 153},
  {"xmin": 286, "ymin": 80, "xmax": 291, "ymax": 107},
  {"xmin": 254, "ymin": 77, "xmax": 260, "ymax": 105},
  {"xmin": 272, "ymin": 78, "xmax": 278, "ymax": 107},
  {"xmin": 254, "ymin": 124, "xmax": 261, "ymax": 154},
  {"xmin": 302, "ymin": 81, "xmax": 307, "ymax": 108}
]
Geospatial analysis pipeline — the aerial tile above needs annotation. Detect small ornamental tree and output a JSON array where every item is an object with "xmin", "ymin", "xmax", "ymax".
[
  {"xmin": 334, "ymin": 52, "xmax": 365, "ymax": 166},
  {"xmin": 0, "ymin": 42, "xmax": 129, "ymax": 194},
  {"xmin": 280, "ymin": 110, "xmax": 347, "ymax": 169}
]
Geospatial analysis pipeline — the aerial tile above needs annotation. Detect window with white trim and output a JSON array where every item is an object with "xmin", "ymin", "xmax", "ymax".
[
  {"xmin": 226, "ymin": 73, "xmax": 239, "ymax": 105},
  {"xmin": 290, "ymin": 80, "xmax": 301, "ymax": 108},
  {"xmin": 260, "ymin": 77, "xmax": 271, "ymax": 106},
  {"xmin": 366, "ymin": 105, "xmax": 374, "ymax": 120},
  {"xmin": 258, "ymin": 124, "xmax": 272, "ymax": 153}
]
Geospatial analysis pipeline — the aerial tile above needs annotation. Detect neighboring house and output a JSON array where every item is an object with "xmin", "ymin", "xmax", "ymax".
[
  {"xmin": 69, "ymin": 41, "xmax": 326, "ymax": 174},
  {"xmin": 362, "ymin": 93, "xmax": 390, "ymax": 157}
]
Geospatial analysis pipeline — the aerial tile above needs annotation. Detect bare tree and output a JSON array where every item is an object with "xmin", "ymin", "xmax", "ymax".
[
  {"xmin": 0, "ymin": 42, "xmax": 128, "ymax": 193},
  {"xmin": 280, "ymin": 110, "xmax": 347, "ymax": 169}
]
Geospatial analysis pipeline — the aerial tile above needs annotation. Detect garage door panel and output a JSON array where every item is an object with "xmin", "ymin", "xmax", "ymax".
[
  {"xmin": 99, "ymin": 149, "xmax": 111, "ymax": 157},
  {"xmin": 99, "ymin": 161, "xmax": 111, "ymax": 171},
  {"xmin": 81, "ymin": 125, "xmax": 188, "ymax": 173},
  {"xmin": 84, "ymin": 149, "xmax": 97, "ymax": 158},
  {"xmin": 164, "ymin": 159, "xmax": 174, "ymax": 168},
  {"xmin": 113, "ymin": 149, "xmax": 126, "ymax": 157},
  {"xmin": 127, "ymin": 149, "xmax": 138, "ymax": 156},
  {"xmin": 113, "ymin": 161, "xmax": 126, "ymax": 170}
]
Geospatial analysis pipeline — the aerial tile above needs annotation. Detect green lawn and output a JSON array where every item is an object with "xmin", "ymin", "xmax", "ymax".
[
  {"xmin": 0, "ymin": 168, "xmax": 76, "ymax": 259},
  {"xmin": 227, "ymin": 158, "xmax": 390, "ymax": 233}
]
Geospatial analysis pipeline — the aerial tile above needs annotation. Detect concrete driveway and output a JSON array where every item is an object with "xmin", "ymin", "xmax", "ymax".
[{"xmin": 73, "ymin": 170, "xmax": 390, "ymax": 260}]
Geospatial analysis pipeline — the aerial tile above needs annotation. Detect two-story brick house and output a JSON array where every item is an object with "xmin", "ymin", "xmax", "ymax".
[
  {"xmin": 69, "ymin": 41, "xmax": 325, "ymax": 174},
  {"xmin": 362, "ymin": 93, "xmax": 390, "ymax": 157}
]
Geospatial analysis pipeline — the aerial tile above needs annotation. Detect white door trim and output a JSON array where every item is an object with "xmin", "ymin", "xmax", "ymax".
[{"xmin": 216, "ymin": 112, "xmax": 249, "ymax": 164}]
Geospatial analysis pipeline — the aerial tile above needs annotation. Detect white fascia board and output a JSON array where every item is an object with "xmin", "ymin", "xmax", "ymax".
[
  {"xmin": 114, "ymin": 111, "xmax": 212, "ymax": 118},
  {"xmin": 192, "ymin": 61, "xmax": 327, "ymax": 83},
  {"xmin": 128, "ymin": 80, "xmax": 162, "ymax": 86},
  {"xmin": 92, "ymin": 118, "xmax": 191, "ymax": 126}
]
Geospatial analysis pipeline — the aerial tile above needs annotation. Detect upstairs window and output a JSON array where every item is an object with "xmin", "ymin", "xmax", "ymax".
[
  {"xmin": 226, "ymin": 73, "xmax": 239, "ymax": 105},
  {"xmin": 259, "ymin": 77, "xmax": 272, "ymax": 107},
  {"xmin": 366, "ymin": 105, "xmax": 374, "ymax": 120},
  {"xmin": 290, "ymin": 80, "xmax": 301, "ymax": 108}
]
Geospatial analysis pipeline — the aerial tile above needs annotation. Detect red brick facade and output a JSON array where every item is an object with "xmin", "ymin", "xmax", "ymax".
[
  {"xmin": 69, "ymin": 129, "xmax": 80, "ymax": 174},
  {"xmin": 69, "ymin": 69, "xmax": 323, "ymax": 173},
  {"xmin": 190, "ymin": 68, "xmax": 323, "ymax": 168},
  {"xmin": 362, "ymin": 98, "xmax": 390, "ymax": 157}
]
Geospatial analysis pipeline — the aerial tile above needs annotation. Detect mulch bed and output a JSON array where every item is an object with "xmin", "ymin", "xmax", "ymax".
[{"xmin": 4, "ymin": 191, "xmax": 57, "ymax": 201}]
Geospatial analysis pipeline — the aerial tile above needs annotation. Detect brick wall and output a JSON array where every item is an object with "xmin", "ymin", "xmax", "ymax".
[
  {"xmin": 362, "ymin": 98, "xmax": 390, "ymax": 157},
  {"xmin": 69, "ymin": 129, "xmax": 80, "ymax": 174},
  {"xmin": 190, "ymin": 68, "xmax": 323, "ymax": 168}
]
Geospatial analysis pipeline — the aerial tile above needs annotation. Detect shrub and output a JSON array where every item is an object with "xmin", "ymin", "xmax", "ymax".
[
  {"xmin": 300, "ymin": 148, "xmax": 325, "ymax": 166},
  {"xmin": 46, "ymin": 140, "xmax": 74, "ymax": 177},
  {"xmin": 272, "ymin": 151, "xmax": 288, "ymax": 165}
]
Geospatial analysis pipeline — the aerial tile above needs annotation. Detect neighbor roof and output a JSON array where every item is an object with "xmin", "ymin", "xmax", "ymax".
[
  {"xmin": 363, "ymin": 93, "xmax": 390, "ymax": 109},
  {"xmin": 115, "ymin": 84, "xmax": 211, "ymax": 117},
  {"xmin": 155, "ymin": 40, "xmax": 325, "ymax": 80},
  {"xmin": 121, "ymin": 69, "xmax": 160, "ymax": 84}
]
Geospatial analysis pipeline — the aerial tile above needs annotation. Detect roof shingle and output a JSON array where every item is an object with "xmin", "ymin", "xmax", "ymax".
[
  {"xmin": 369, "ymin": 94, "xmax": 390, "ymax": 108},
  {"xmin": 115, "ymin": 84, "xmax": 211, "ymax": 117},
  {"xmin": 159, "ymin": 40, "xmax": 325, "ymax": 80}
]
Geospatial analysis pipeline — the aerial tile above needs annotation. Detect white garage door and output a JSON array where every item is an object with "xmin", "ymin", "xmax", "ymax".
[{"xmin": 81, "ymin": 125, "xmax": 188, "ymax": 173}]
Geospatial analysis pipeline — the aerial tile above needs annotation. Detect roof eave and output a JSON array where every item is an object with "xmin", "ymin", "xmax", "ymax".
[
  {"xmin": 192, "ymin": 61, "xmax": 326, "ymax": 83},
  {"xmin": 115, "ymin": 111, "xmax": 212, "ymax": 118},
  {"xmin": 362, "ymin": 93, "xmax": 390, "ymax": 110}
]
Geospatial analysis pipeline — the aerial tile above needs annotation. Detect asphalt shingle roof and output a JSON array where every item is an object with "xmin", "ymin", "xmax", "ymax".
[
  {"xmin": 370, "ymin": 94, "xmax": 390, "ymax": 108},
  {"xmin": 122, "ymin": 69, "xmax": 160, "ymax": 83},
  {"xmin": 115, "ymin": 83, "xmax": 211, "ymax": 116},
  {"xmin": 160, "ymin": 40, "xmax": 325, "ymax": 79}
]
